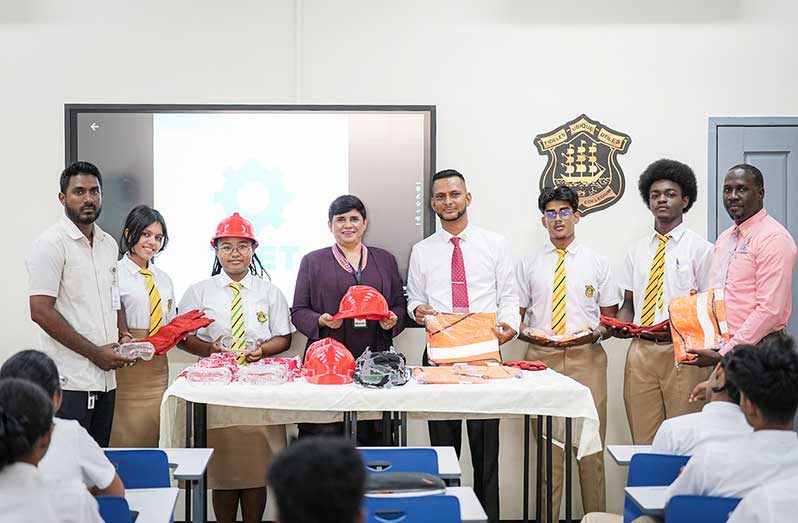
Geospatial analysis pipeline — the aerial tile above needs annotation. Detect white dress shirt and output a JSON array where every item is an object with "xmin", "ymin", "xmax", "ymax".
[
  {"xmin": 727, "ymin": 474, "xmax": 798, "ymax": 523},
  {"xmin": 179, "ymin": 271, "xmax": 295, "ymax": 343},
  {"xmin": 39, "ymin": 417, "xmax": 116, "ymax": 489},
  {"xmin": 406, "ymin": 224, "xmax": 518, "ymax": 326},
  {"xmin": 0, "ymin": 462, "xmax": 103, "ymax": 523},
  {"xmin": 516, "ymin": 240, "xmax": 619, "ymax": 334},
  {"xmin": 667, "ymin": 430, "xmax": 798, "ymax": 501},
  {"xmin": 651, "ymin": 401, "xmax": 753, "ymax": 456},
  {"xmin": 118, "ymin": 255, "xmax": 176, "ymax": 331},
  {"xmin": 621, "ymin": 223, "xmax": 714, "ymax": 324},
  {"xmin": 26, "ymin": 216, "xmax": 120, "ymax": 392}
]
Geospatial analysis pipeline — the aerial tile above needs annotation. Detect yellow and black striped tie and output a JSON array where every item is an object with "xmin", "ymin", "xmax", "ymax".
[
  {"xmin": 641, "ymin": 234, "xmax": 670, "ymax": 326},
  {"xmin": 551, "ymin": 248, "xmax": 567, "ymax": 335},
  {"xmin": 229, "ymin": 282, "xmax": 247, "ymax": 351},
  {"xmin": 139, "ymin": 268, "xmax": 163, "ymax": 336}
]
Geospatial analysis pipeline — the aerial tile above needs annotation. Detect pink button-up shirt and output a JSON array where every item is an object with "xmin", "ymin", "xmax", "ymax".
[{"xmin": 710, "ymin": 210, "xmax": 797, "ymax": 354}]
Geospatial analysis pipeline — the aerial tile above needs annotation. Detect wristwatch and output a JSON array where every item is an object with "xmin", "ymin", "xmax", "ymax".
[{"xmin": 118, "ymin": 331, "xmax": 133, "ymax": 342}]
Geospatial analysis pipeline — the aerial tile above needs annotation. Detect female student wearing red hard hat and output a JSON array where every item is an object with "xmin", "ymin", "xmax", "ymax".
[{"xmin": 178, "ymin": 212, "xmax": 295, "ymax": 523}]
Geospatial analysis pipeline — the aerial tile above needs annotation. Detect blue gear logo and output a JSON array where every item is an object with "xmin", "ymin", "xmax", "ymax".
[{"xmin": 214, "ymin": 160, "xmax": 292, "ymax": 230}]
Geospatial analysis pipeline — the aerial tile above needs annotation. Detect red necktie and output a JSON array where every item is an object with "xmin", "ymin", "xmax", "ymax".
[{"xmin": 451, "ymin": 237, "xmax": 470, "ymax": 311}]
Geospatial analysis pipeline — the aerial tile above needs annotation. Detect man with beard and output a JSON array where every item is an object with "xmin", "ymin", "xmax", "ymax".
[
  {"xmin": 27, "ymin": 161, "xmax": 131, "ymax": 446},
  {"xmin": 407, "ymin": 169, "xmax": 518, "ymax": 522},
  {"xmin": 686, "ymin": 164, "xmax": 797, "ymax": 368},
  {"xmin": 612, "ymin": 159, "xmax": 714, "ymax": 444}
]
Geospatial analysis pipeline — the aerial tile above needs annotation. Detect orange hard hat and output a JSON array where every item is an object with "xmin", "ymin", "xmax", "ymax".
[
  {"xmin": 303, "ymin": 338, "xmax": 355, "ymax": 385},
  {"xmin": 332, "ymin": 285, "xmax": 391, "ymax": 321},
  {"xmin": 210, "ymin": 212, "xmax": 259, "ymax": 249}
]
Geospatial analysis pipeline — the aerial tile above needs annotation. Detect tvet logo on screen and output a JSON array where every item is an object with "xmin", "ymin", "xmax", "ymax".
[{"xmin": 214, "ymin": 160, "xmax": 299, "ymax": 270}]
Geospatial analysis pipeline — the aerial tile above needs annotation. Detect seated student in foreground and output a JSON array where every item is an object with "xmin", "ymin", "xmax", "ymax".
[
  {"xmin": 0, "ymin": 378, "xmax": 103, "ymax": 522},
  {"xmin": 0, "ymin": 349, "xmax": 124, "ymax": 496},
  {"xmin": 650, "ymin": 350, "xmax": 752, "ymax": 456},
  {"xmin": 267, "ymin": 437, "xmax": 366, "ymax": 523},
  {"xmin": 727, "ymin": 473, "xmax": 798, "ymax": 523}
]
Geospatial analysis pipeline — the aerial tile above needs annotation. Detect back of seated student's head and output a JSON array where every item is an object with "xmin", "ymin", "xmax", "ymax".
[
  {"xmin": 725, "ymin": 337, "xmax": 798, "ymax": 429},
  {"xmin": 0, "ymin": 350, "xmax": 61, "ymax": 409},
  {"xmin": 268, "ymin": 437, "xmax": 366, "ymax": 523},
  {"xmin": 0, "ymin": 378, "xmax": 54, "ymax": 471}
]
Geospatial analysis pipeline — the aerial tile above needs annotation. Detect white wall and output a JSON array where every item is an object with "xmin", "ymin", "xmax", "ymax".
[{"xmin": 4, "ymin": 0, "xmax": 798, "ymax": 519}]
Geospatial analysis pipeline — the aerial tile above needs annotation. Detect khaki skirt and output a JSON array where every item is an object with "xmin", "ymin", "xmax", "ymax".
[
  {"xmin": 110, "ymin": 329, "xmax": 169, "ymax": 448},
  {"xmin": 207, "ymin": 424, "xmax": 287, "ymax": 490}
]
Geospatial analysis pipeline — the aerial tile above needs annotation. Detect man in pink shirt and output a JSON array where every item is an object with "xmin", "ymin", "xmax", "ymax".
[{"xmin": 687, "ymin": 164, "xmax": 797, "ymax": 367}]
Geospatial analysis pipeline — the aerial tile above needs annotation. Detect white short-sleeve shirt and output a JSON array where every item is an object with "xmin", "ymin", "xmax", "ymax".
[
  {"xmin": 515, "ymin": 241, "xmax": 620, "ymax": 334},
  {"xmin": 118, "ymin": 255, "xmax": 176, "ymax": 331},
  {"xmin": 651, "ymin": 401, "xmax": 753, "ymax": 456},
  {"xmin": 728, "ymin": 474, "xmax": 798, "ymax": 523},
  {"xmin": 179, "ymin": 271, "xmax": 295, "ymax": 343},
  {"xmin": 0, "ymin": 462, "xmax": 103, "ymax": 523},
  {"xmin": 621, "ymin": 223, "xmax": 714, "ymax": 324},
  {"xmin": 26, "ymin": 216, "xmax": 120, "ymax": 391},
  {"xmin": 39, "ymin": 417, "xmax": 116, "ymax": 490}
]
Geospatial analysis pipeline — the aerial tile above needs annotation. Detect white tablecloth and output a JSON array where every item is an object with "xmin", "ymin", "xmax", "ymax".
[{"xmin": 160, "ymin": 368, "xmax": 602, "ymax": 458}]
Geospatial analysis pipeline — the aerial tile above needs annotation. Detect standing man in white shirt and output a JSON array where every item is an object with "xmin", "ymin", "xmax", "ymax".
[
  {"xmin": 407, "ymin": 169, "xmax": 518, "ymax": 522},
  {"xmin": 650, "ymin": 350, "xmax": 752, "ymax": 456},
  {"xmin": 516, "ymin": 185, "xmax": 619, "ymax": 518},
  {"xmin": 26, "ymin": 161, "xmax": 131, "ymax": 446},
  {"xmin": 613, "ymin": 159, "xmax": 714, "ymax": 444}
]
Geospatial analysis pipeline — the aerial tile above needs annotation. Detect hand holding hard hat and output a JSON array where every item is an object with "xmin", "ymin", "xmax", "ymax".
[{"xmin": 332, "ymin": 285, "xmax": 392, "ymax": 321}]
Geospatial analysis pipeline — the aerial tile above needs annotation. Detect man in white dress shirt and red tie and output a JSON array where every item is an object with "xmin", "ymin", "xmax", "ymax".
[{"xmin": 407, "ymin": 169, "xmax": 518, "ymax": 522}]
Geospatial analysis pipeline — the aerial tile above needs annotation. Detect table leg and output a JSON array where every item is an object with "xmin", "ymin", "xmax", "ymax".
[
  {"xmin": 192, "ymin": 402, "xmax": 208, "ymax": 523},
  {"xmin": 546, "ymin": 416, "xmax": 553, "ymax": 523},
  {"xmin": 523, "ymin": 415, "xmax": 530, "ymax": 523},
  {"xmin": 185, "ymin": 401, "xmax": 193, "ymax": 523},
  {"xmin": 565, "ymin": 417, "xmax": 572, "ymax": 523},
  {"xmin": 351, "ymin": 411, "xmax": 358, "ymax": 442},
  {"xmin": 400, "ymin": 412, "xmax": 407, "ymax": 446},
  {"xmin": 536, "ymin": 416, "xmax": 542, "ymax": 523},
  {"xmin": 382, "ymin": 412, "xmax": 391, "ymax": 445}
]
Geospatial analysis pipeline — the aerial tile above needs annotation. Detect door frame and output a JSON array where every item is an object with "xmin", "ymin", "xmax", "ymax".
[{"xmin": 708, "ymin": 116, "xmax": 798, "ymax": 240}]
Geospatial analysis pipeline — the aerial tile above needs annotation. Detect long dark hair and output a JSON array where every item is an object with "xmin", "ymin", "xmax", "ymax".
[
  {"xmin": 119, "ymin": 205, "xmax": 170, "ymax": 257},
  {"xmin": 0, "ymin": 378, "xmax": 53, "ymax": 471},
  {"xmin": 0, "ymin": 350, "xmax": 61, "ymax": 398}
]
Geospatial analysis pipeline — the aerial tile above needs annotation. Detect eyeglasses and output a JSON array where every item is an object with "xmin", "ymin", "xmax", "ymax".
[
  {"xmin": 218, "ymin": 244, "xmax": 252, "ymax": 255},
  {"xmin": 544, "ymin": 208, "xmax": 573, "ymax": 220}
]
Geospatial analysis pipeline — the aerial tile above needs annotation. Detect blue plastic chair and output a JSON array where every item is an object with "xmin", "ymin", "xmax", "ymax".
[
  {"xmin": 365, "ymin": 494, "xmax": 461, "ymax": 523},
  {"xmin": 97, "ymin": 495, "xmax": 133, "ymax": 523},
  {"xmin": 624, "ymin": 453, "xmax": 690, "ymax": 523},
  {"xmin": 104, "ymin": 449, "xmax": 171, "ymax": 488},
  {"xmin": 665, "ymin": 495, "xmax": 741, "ymax": 523},
  {"xmin": 359, "ymin": 448, "xmax": 440, "ymax": 475}
]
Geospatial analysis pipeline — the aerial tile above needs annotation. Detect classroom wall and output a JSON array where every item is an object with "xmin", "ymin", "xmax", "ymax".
[{"xmin": 3, "ymin": 0, "xmax": 798, "ymax": 519}]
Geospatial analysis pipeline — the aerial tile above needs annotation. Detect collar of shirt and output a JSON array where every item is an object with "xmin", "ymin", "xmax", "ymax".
[
  {"xmin": 701, "ymin": 401, "xmax": 743, "ymax": 416},
  {"xmin": 650, "ymin": 222, "xmax": 686, "ymax": 245},
  {"xmin": 216, "ymin": 271, "xmax": 254, "ymax": 289},
  {"xmin": 436, "ymin": 223, "xmax": 472, "ymax": 243},
  {"xmin": 543, "ymin": 240, "xmax": 580, "ymax": 255},
  {"xmin": 736, "ymin": 208, "xmax": 769, "ymax": 238},
  {"xmin": 749, "ymin": 429, "xmax": 798, "ymax": 447},
  {"xmin": 59, "ymin": 214, "xmax": 105, "ymax": 244},
  {"xmin": 119, "ymin": 254, "xmax": 146, "ymax": 276}
]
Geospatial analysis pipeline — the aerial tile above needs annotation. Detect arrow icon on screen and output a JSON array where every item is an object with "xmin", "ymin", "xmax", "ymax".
[{"xmin": 90, "ymin": 122, "xmax": 99, "ymax": 131}]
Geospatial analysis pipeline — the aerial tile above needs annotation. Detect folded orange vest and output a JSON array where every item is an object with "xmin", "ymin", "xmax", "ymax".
[
  {"xmin": 668, "ymin": 289, "xmax": 730, "ymax": 363},
  {"xmin": 425, "ymin": 312, "xmax": 500, "ymax": 365}
]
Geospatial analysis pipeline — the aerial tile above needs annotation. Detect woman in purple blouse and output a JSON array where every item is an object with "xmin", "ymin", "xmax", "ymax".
[{"xmin": 291, "ymin": 195, "xmax": 407, "ymax": 442}]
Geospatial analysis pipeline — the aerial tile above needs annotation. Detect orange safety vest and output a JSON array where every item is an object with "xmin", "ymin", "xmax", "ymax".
[
  {"xmin": 668, "ymin": 289, "xmax": 730, "ymax": 364},
  {"xmin": 425, "ymin": 312, "xmax": 501, "ymax": 365}
]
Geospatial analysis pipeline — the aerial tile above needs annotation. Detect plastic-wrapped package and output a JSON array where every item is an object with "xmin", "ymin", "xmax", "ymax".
[
  {"xmin": 220, "ymin": 335, "xmax": 256, "ymax": 354},
  {"xmin": 185, "ymin": 366, "xmax": 233, "ymax": 385},
  {"xmin": 114, "ymin": 342, "xmax": 156, "ymax": 361},
  {"xmin": 353, "ymin": 347, "xmax": 410, "ymax": 389},
  {"xmin": 253, "ymin": 356, "xmax": 302, "ymax": 381},
  {"xmin": 425, "ymin": 312, "xmax": 501, "ymax": 365},
  {"xmin": 452, "ymin": 363, "xmax": 522, "ymax": 380},
  {"xmin": 237, "ymin": 363, "xmax": 289, "ymax": 385}
]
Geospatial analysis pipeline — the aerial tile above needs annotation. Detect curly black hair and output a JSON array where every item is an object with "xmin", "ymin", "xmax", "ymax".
[{"xmin": 638, "ymin": 159, "xmax": 698, "ymax": 213}]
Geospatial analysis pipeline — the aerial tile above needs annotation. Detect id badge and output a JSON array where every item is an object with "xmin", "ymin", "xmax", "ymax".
[
  {"xmin": 353, "ymin": 318, "xmax": 367, "ymax": 328},
  {"xmin": 110, "ymin": 267, "xmax": 121, "ymax": 310},
  {"xmin": 87, "ymin": 393, "xmax": 96, "ymax": 410}
]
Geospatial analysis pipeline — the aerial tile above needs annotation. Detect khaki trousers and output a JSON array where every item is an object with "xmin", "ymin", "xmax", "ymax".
[
  {"xmin": 623, "ymin": 338, "xmax": 709, "ymax": 444},
  {"xmin": 526, "ymin": 343, "xmax": 607, "ymax": 520}
]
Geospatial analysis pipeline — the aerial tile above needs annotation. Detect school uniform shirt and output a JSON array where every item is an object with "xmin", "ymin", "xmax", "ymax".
[
  {"xmin": 406, "ymin": 224, "xmax": 518, "ymax": 327},
  {"xmin": 39, "ymin": 417, "xmax": 116, "ymax": 489},
  {"xmin": 179, "ymin": 271, "xmax": 295, "ymax": 344},
  {"xmin": 650, "ymin": 401, "xmax": 753, "ymax": 456},
  {"xmin": 515, "ymin": 241, "xmax": 619, "ymax": 333},
  {"xmin": 26, "ymin": 216, "xmax": 120, "ymax": 392},
  {"xmin": 666, "ymin": 430, "xmax": 798, "ymax": 501},
  {"xmin": 118, "ymin": 255, "xmax": 177, "ymax": 330},
  {"xmin": 727, "ymin": 474, "xmax": 798, "ymax": 523},
  {"xmin": 0, "ymin": 462, "xmax": 103, "ymax": 523},
  {"xmin": 621, "ymin": 223, "xmax": 713, "ymax": 325}
]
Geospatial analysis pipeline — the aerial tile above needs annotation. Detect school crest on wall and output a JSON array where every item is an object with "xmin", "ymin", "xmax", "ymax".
[{"xmin": 535, "ymin": 115, "xmax": 632, "ymax": 216}]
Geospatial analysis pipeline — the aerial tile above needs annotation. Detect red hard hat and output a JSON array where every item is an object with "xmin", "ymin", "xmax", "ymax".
[
  {"xmin": 303, "ymin": 338, "xmax": 355, "ymax": 385},
  {"xmin": 332, "ymin": 285, "xmax": 391, "ymax": 321},
  {"xmin": 210, "ymin": 212, "xmax": 259, "ymax": 249}
]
